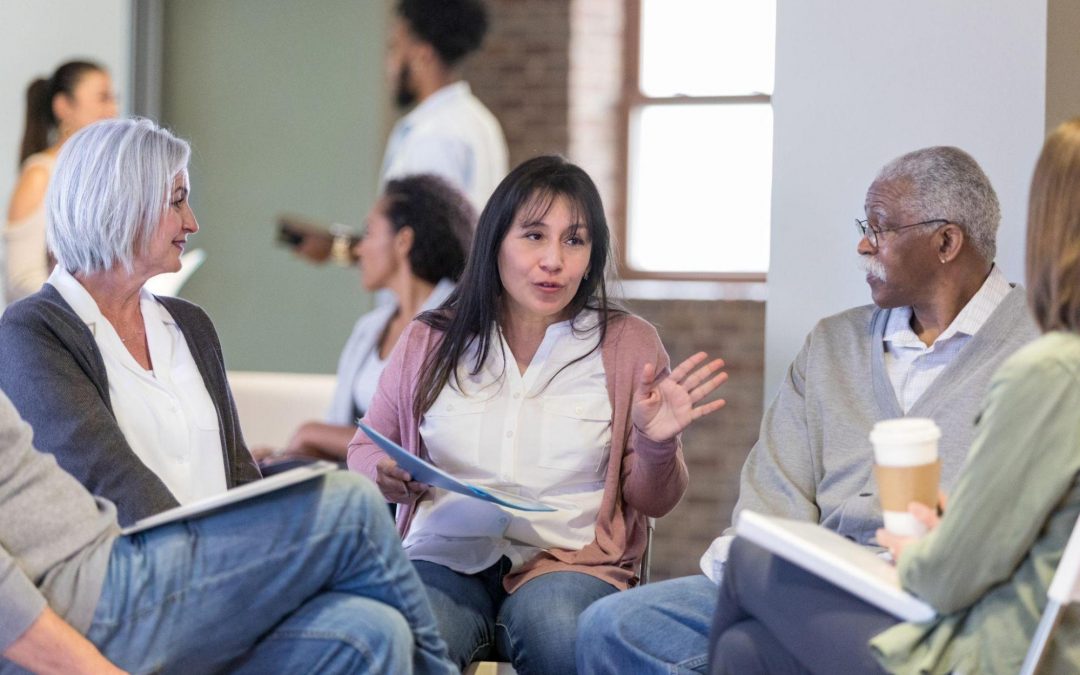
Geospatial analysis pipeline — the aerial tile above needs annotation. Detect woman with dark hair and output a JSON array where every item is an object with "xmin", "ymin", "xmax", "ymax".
[
  {"xmin": 707, "ymin": 120, "xmax": 1080, "ymax": 674},
  {"xmin": 4, "ymin": 60, "xmax": 117, "ymax": 302},
  {"xmin": 348, "ymin": 155, "xmax": 727, "ymax": 674},
  {"xmin": 263, "ymin": 174, "xmax": 474, "ymax": 464}
]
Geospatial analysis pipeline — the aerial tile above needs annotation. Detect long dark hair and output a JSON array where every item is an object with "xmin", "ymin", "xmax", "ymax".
[
  {"xmin": 412, "ymin": 155, "xmax": 622, "ymax": 417},
  {"xmin": 19, "ymin": 60, "xmax": 104, "ymax": 165}
]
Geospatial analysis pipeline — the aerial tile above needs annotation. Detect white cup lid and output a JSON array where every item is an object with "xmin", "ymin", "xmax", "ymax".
[{"xmin": 870, "ymin": 417, "xmax": 941, "ymax": 446}]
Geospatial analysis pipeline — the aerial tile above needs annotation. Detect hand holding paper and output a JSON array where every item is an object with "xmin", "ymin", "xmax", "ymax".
[
  {"xmin": 358, "ymin": 423, "xmax": 555, "ymax": 512},
  {"xmin": 376, "ymin": 457, "xmax": 429, "ymax": 504}
]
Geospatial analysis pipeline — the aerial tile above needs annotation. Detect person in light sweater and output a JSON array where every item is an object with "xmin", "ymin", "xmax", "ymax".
[
  {"xmin": 347, "ymin": 155, "xmax": 727, "ymax": 675},
  {"xmin": 577, "ymin": 146, "xmax": 1039, "ymax": 675}
]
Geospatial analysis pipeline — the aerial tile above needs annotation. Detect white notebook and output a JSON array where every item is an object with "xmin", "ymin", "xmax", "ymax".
[
  {"xmin": 735, "ymin": 510, "xmax": 937, "ymax": 622},
  {"xmin": 121, "ymin": 461, "xmax": 337, "ymax": 535}
]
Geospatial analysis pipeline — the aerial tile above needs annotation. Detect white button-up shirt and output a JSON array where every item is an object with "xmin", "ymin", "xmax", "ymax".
[
  {"xmin": 406, "ymin": 311, "xmax": 612, "ymax": 574},
  {"xmin": 49, "ymin": 267, "xmax": 227, "ymax": 504},
  {"xmin": 380, "ymin": 81, "xmax": 509, "ymax": 214},
  {"xmin": 883, "ymin": 265, "xmax": 1011, "ymax": 412}
]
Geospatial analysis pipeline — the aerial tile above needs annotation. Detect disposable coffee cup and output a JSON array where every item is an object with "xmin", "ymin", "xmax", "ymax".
[{"xmin": 870, "ymin": 418, "xmax": 941, "ymax": 537}]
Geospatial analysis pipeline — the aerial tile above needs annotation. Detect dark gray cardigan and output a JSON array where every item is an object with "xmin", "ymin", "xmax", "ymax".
[{"xmin": 0, "ymin": 284, "xmax": 260, "ymax": 526}]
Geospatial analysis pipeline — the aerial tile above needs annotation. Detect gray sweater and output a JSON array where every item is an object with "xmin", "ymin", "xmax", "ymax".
[
  {"xmin": 731, "ymin": 286, "xmax": 1039, "ymax": 544},
  {"xmin": 0, "ymin": 390, "xmax": 118, "ymax": 653},
  {"xmin": 0, "ymin": 284, "xmax": 260, "ymax": 526}
]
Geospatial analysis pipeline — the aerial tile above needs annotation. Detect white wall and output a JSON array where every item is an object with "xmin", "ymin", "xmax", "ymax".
[
  {"xmin": 0, "ymin": 1, "xmax": 130, "ymax": 218},
  {"xmin": 764, "ymin": 0, "xmax": 1048, "ymax": 401}
]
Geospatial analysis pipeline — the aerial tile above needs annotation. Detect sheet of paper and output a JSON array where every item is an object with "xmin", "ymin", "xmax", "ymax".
[
  {"xmin": 358, "ymin": 423, "xmax": 555, "ymax": 512},
  {"xmin": 736, "ymin": 510, "xmax": 936, "ymax": 622}
]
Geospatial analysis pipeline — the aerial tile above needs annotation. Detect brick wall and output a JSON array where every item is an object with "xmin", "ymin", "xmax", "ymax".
[
  {"xmin": 463, "ymin": 0, "xmax": 572, "ymax": 166},
  {"xmin": 466, "ymin": 0, "xmax": 769, "ymax": 582},
  {"xmin": 568, "ymin": 0, "xmax": 625, "ymax": 232},
  {"xmin": 627, "ymin": 299, "xmax": 765, "ymax": 580},
  {"xmin": 464, "ymin": 0, "xmax": 625, "ymax": 232}
]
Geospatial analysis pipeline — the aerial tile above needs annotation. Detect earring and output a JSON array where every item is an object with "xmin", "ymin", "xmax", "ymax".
[
  {"xmin": 940, "ymin": 257, "xmax": 947, "ymax": 264},
  {"xmin": 584, "ymin": 271, "xmax": 590, "ymax": 281}
]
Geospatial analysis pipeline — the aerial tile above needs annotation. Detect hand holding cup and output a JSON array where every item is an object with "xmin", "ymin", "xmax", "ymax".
[{"xmin": 871, "ymin": 418, "xmax": 941, "ymax": 538}]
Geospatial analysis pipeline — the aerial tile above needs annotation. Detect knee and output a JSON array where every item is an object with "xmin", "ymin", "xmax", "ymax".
[
  {"xmin": 710, "ymin": 621, "xmax": 764, "ymax": 675},
  {"xmin": 316, "ymin": 596, "xmax": 413, "ymax": 671},
  {"xmin": 319, "ymin": 472, "xmax": 392, "ymax": 522},
  {"xmin": 577, "ymin": 592, "xmax": 622, "ymax": 643}
]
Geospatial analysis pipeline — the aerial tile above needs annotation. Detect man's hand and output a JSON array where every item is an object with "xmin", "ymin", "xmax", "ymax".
[{"xmin": 4, "ymin": 607, "xmax": 127, "ymax": 675}]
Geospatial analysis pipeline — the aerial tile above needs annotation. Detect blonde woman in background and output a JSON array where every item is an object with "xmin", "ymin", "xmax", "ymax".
[{"xmin": 4, "ymin": 60, "xmax": 117, "ymax": 303}]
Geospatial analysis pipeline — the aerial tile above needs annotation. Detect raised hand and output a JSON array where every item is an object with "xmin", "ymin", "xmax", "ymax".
[{"xmin": 632, "ymin": 351, "xmax": 728, "ymax": 443}]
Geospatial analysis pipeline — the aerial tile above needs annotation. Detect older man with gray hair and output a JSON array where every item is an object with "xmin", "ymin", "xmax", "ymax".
[{"xmin": 576, "ymin": 146, "xmax": 1040, "ymax": 674}]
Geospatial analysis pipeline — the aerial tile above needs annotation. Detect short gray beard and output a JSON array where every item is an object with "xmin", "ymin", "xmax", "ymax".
[{"xmin": 858, "ymin": 255, "xmax": 887, "ymax": 283}]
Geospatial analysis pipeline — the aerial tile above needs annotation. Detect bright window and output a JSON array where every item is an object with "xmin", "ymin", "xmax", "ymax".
[{"xmin": 623, "ymin": 0, "xmax": 776, "ymax": 278}]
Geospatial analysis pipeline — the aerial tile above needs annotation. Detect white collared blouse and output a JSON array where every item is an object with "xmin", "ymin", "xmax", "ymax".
[
  {"xmin": 49, "ymin": 266, "xmax": 227, "ymax": 504},
  {"xmin": 406, "ymin": 310, "xmax": 613, "ymax": 574}
]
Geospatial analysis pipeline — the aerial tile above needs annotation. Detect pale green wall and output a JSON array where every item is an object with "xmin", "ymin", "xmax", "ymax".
[{"xmin": 160, "ymin": 0, "xmax": 391, "ymax": 373}]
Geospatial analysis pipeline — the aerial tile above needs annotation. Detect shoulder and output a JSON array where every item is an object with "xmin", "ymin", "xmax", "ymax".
[
  {"xmin": 996, "ymin": 332, "xmax": 1080, "ymax": 384},
  {"xmin": 460, "ymin": 92, "xmax": 502, "ymax": 130},
  {"xmin": 413, "ymin": 93, "xmax": 497, "ymax": 144},
  {"xmin": 21, "ymin": 152, "xmax": 55, "ymax": 170},
  {"xmin": 604, "ymin": 312, "xmax": 659, "ymax": 342},
  {"xmin": 601, "ymin": 312, "xmax": 663, "ymax": 358},
  {"xmin": 1, "ymin": 285, "xmax": 79, "ymax": 331},
  {"xmin": 157, "ymin": 295, "xmax": 213, "ymax": 328},
  {"xmin": 398, "ymin": 318, "xmax": 447, "ymax": 357},
  {"xmin": 6, "ymin": 163, "xmax": 51, "ymax": 222},
  {"xmin": 156, "ymin": 296, "xmax": 223, "ymax": 349},
  {"xmin": 351, "ymin": 303, "xmax": 398, "ymax": 334},
  {"xmin": 812, "ymin": 303, "xmax": 878, "ymax": 336},
  {"xmin": 428, "ymin": 278, "xmax": 456, "ymax": 307},
  {"xmin": 995, "ymin": 284, "xmax": 1041, "ymax": 338}
]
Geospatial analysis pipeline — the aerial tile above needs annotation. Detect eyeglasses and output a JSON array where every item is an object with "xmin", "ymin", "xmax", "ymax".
[{"xmin": 854, "ymin": 218, "xmax": 950, "ymax": 248}]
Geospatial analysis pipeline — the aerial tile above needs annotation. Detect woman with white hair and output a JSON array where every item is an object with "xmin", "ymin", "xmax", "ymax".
[{"xmin": 0, "ymin": 118, "xmax": 259, "ymax": 526}]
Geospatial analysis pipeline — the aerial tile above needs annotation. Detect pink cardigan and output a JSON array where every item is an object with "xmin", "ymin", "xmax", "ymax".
[{"xmin": 347, "ymin": 313, "xmax": 688, "ymax": 592}]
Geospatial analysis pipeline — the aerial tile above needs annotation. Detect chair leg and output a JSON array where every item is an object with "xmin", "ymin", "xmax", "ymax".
[
  {"xmin": 1019, "ymin": 600, "xmax": 1063, "ymax": 675},
  {"xmin": 641, "ymin": 517, "xmax": 656, "ymax": 585}
]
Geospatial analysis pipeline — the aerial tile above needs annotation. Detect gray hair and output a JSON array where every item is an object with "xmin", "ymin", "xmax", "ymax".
[
  {"xmin": 47, "ymin": 117, "xmax": 191, "ymax": 275},
  {"xmin": 874, "ymin": 146, "xmax": 1000, "ymax": 262}
]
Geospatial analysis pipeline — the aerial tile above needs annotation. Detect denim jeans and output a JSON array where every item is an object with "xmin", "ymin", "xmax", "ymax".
[
  {"xmin": 83, "ymin": 472, "xmax": 455, "ymax": 675},
  {"xmin": 576, "ymin": 574, "xmax": 718, "ymax": 675},
  {"xmin": 414, "ymin": 558, "xmax": 618, "ymax": 675}
]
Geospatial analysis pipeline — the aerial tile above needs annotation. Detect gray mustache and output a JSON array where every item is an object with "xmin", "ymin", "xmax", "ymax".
[{"xmin": 858, "ymin": 255, "xmax": 887, "ymax": 282}]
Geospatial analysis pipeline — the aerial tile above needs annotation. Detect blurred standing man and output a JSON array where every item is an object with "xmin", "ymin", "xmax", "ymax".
[
  {"xmin": 284, "ymin": 0, "xmax": 507, "ymax": 264},
  {"xmin": 381, "ymin": 0, "xmax": 509, "ymax": 214}
]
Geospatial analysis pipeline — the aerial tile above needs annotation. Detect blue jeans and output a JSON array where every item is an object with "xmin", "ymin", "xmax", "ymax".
[
  {"xmin": 576, "ymin": 574, "xmax": 717, "ymax": 674},
  {"xmin": 414, "ymin": 558, "xmax": 618, "ymax": 675},
  {"xmin": 84, "ymin": 472, "xmax": 455, "ymax": 674}
]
